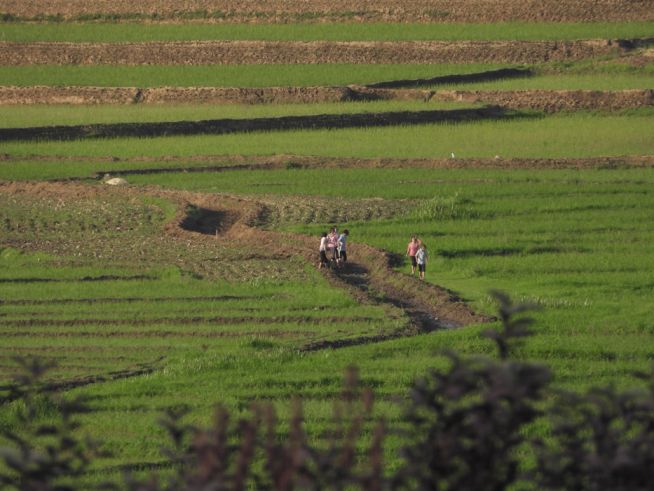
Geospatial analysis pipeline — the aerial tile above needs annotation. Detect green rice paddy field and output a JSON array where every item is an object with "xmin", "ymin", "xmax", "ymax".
[
  {"xmin": 1, "ymin": 14, "xmax": 653, "ymax": 485},
  {"xmin": 1, "ymin": 63, "xmax": 652, "ymax": 89},
  {"xmin": 0, "ymin": 111, "xmax": 652, "ymax": 175},
  {"xmin": 2, "ymin": 22, "xmax": 653, "ymax": 42}
]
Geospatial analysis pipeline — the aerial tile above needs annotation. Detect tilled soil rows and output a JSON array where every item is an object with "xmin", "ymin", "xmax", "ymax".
[
  {"xmin": 0, "ymin": 40, "xmax": 627, "ymax": 65},
  {"xmin": 1, "ymin": 86, "xmax": 651, "ymax": 112},
  {"xmin": 1, "ymin": 0, "xmax": 652, "ymax": 23}
]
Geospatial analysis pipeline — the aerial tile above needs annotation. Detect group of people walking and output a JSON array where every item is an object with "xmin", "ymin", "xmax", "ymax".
[
  {"xmin": 318, "ymin": 227, "xmax": 349, "ymax": 269},
  {"xmin": 317, "ymin": 229, "xmax": 428, "ymax": 280}
]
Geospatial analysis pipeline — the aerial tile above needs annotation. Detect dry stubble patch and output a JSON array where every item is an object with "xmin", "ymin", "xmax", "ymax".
[{"xmin": 1, "ymin": 0, "xmax": 652, "ymax": 23}]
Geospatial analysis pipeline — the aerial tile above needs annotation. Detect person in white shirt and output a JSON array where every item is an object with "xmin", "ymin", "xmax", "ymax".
[
  {"xmin": 337, "ymin": 229, "xmax": 349, "ymax": 266},
  {"xmin": 415, "ymin": 242, "xmax": 428, "ymax": 280},
  {"xmin": 318, "ymin": 232, "xmax": 329, "ymax": 269}
]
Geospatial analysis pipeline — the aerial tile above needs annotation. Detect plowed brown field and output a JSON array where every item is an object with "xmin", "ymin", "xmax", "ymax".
[
  {"xmin": 1, "ymin": 0, "xmax": 652, "ymax": 23},
  {"xmin": 0, "ymin": 40, "xmax": 624, "ymax": 65}
]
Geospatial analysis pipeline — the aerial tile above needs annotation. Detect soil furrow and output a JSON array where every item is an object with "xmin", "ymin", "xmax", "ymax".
[
  {"xmin": 0, "ymin": 274, "xmax": 156, "ymax": 283},
  {"xmin": 0, "ymin": 358, "xmax": 164, "ymax": 401},
  {"xmin": 0, "ymin": 295, "xmax": 264, "ymax": 306},
  {"xmin": 0, "ymin": 330, "xmax": 315, "ymax": 339},
  {"xmin": 0, "ymin": 315, "xmax": 380, "ymax": 328},
  {"xmin": 0, "ymin": 40, "xmax": 629, "ymax": 65}
]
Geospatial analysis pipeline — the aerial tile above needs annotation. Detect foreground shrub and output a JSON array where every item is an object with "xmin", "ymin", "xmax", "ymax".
[
  {"xmin": 0, "ymin": 358, "xmax": 104, "ymax": 491},
  {"xmin": 534, "ymin": 379, "xmax": 654, "ymax": 491}
]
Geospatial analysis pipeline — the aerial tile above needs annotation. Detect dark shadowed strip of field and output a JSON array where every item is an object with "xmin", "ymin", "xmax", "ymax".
[
  {"xmin": 365, "ymin": 67, "xmax": 533, "ymax": 88},
  {"xmin": 0, "ymin": 106, "xmax": 520, "ymax": 142}
]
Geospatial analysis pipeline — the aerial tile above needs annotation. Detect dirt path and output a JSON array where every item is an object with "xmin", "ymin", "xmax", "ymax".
[
  {"xmin": 1, "ymin": 181, "xmax": 490, "ymax": 351},
  {"xmin": 0, "ymin": 39, "xmax": 630, "ymax": 65},
  {"xmin": 2, "ymin": 0, "xmax": 651, "ymax": 23},
  {"xmin": 175, "ymin": 194, "xmax": 491, "ymax": 344}
]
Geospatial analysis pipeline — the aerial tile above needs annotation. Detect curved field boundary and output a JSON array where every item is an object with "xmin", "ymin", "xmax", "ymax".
[
  {"xmin": 0, "ymin": 106, "xmax": 512, "ymax": 142},
  {"xmin": 0, "ymin": 357, "xmax": 164, "ymax": 402},
  {"xmin": 0, "ymin": 40, "xmax": 631, "ymax": 65},
  {"xmin": 1, "ymin": 85, "xmax": 651, "ymax": 112},
  {"xmin": 1, "ymin": 0, "xmax": 652, "ymax": 23}
]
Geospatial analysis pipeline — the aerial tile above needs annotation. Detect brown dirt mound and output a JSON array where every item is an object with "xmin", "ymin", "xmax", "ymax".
[
  {"xmin": 0, "ymin": 40, "xmax": 625, "ymax": 65},
  {"xmin": 1, "ymin": 86, "xmax": 652, "ymax": 113},
  {"xmin": 1, "ymin": 0, "xmax": 651, "ymax": 23}
]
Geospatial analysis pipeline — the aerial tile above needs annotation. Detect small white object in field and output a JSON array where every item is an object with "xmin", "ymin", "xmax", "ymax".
[
  {"xmin": 450, "ymin": 152, "xmax": 455, "ymax": 159},
  {"xmin": 494, "ymin": 155, "xmax": 501, "ymax": 160},
  {"xmin": 105, "ymin": 177, "xmax": 128, "ymax": 186}
]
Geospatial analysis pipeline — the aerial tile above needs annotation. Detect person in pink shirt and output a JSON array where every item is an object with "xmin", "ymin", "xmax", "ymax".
[
  {"xmin": 327, "ymin": 226, "xmax": 339, "ymax": 265},
  {"xmin": 406, "ymin": 235, "xmax": 419, "ymax": 275}
]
